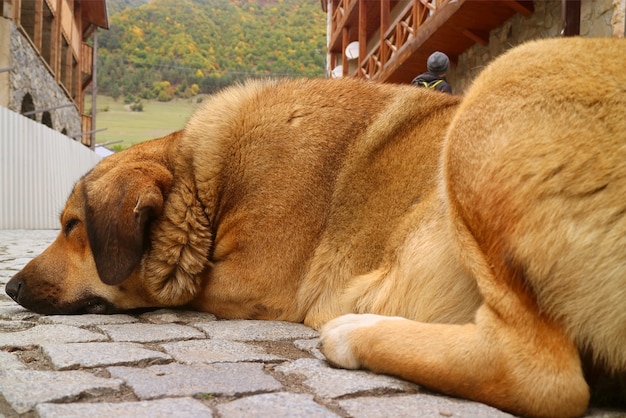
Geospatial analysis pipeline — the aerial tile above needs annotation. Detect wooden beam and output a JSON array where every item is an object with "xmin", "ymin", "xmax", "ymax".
[
  {"xmin": 380, "ymin": 0, "xmax": 390, "ymax": 66},
  {"xmin": 503, "ymin": 0, "xmax": 533, "ymax": 17},
  {"xmin": 52, "ymin": 0, "xmax": 62, "ymax": 78},
  {"xmin": 90, "ymin": 28, "xmax": 98, "ymax": 147},
  {"xmin": 562, "ymin": 0, "xmax": 580, "ymax": 36},
  {"xmin": 358, "ymin": 0, "xmax": 366, "ymax": 74},
  {"xmin": 342, "ymin": 25, "xmax": 349, "ymax": 76},
  {"xmin": 460, "ymin": 28, "xmax": 488, "ymax": 46},
  {"xmin": 12, "ymin": 0, "xmax": 21, "ymax": 22}
]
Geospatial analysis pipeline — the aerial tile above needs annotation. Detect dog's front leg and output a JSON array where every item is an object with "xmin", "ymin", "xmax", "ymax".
[{"xmin": 320, "ymin": 306, "xmax": 589, "ymax": 418}]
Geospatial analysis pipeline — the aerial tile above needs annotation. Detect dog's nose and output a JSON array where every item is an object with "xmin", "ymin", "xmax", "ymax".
[{"xmin": 5, "ymin": 277, "xmax": 22, "ymax": 302}]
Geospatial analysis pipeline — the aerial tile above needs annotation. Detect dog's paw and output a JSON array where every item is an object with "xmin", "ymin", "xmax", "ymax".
[{"xmin": 320, "ymin": 313, "xmax": 404, "ymax": 370}]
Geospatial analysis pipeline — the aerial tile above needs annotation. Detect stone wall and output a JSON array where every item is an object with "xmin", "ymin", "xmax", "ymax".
[
  {"xmin": 0, "ymin": 19, "xmax": 10, "ymax": 108},
  {"xmin": 6, "ymin": 21, "xmax": 81, "ymax": 136},
  {"xmin": 447, "ymin": 0, "xmax": 623, "ymax": 95},
  {"xmin": 613, "ymin": 0, "xmax": 626, "ymax": 36}
]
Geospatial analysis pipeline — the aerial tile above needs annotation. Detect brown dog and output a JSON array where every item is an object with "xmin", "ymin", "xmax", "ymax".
[
  {"xmin": 321, "ymin": 37, "xmax": 626, "ymax": 417},
  {"xmin": 6, "ymin": 37, "xmax": 625, "ymax": 417}
]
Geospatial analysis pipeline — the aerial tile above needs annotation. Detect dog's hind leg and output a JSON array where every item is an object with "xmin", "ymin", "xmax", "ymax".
[
  {"xmin": 321, "ymin": 194, "xmax": 589, "ymax": 418},
  {"xmin": 320, "ymin": 306, "xmax": 588, "ymax": 418},
  {"xmin": 320, "ymin": 273, "xmax": 589, "ymax": 418}
]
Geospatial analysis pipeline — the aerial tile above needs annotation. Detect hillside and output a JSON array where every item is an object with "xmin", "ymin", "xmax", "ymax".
[{"xmin": 97, "ymin": 0, "xmax": 327, "ymax": 100}]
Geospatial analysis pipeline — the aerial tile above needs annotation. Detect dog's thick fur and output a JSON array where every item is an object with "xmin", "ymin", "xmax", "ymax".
[{"xmin": 6, "ymin": 37, "xmax": 626, "ymax": 417}]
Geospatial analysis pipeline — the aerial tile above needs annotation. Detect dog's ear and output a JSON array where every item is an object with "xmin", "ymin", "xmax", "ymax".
[{"xmin": 84, "ymin": 165, "xmax": 173, "ymax": 285}]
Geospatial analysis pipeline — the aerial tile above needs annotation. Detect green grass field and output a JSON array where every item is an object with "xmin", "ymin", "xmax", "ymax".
[{"xmin": 88, "ymin": 96, "xmax": 204, "ymax": 150}]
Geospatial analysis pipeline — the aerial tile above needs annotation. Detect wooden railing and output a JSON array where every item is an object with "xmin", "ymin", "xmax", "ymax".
[
  {"xmin": 356, "ymin": 0, "xmax": 450, "ymax": 80},
  {"xmin": 331, "ymin": 0, "xmax": 353, "ymax": 39}
]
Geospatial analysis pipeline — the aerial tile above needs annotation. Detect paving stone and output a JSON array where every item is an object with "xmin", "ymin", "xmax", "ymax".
[
  {"xmin": 39, "ymin": 314, "xmax": 139, "ymax": 326},
  {"xmin": 338, "ymin": 394, "xmax": 515, "ymax": 418},
  {"xmin": 97, "ymin": 323, "xmax": 205, "ymax": 342},
  {"xmin": 36, "ymin": 397, "xmax": 213, "ymax": 418},
  {"xmin": 0, "ymin": 296, "xmax": 18, "ymax": 304},
  {"xmin": 0, "ymin": 324, "xmax": 107, "ymax": 348},
  {"xmin": 3, "ymin": 230, "xmax": 626, "ymax": 418},
  {"xmin": 140, "ymin": 308, "xmax": 217, "ymax": 324},
  {"xmin": 108, "ymin": 362, "xmax": 282, "ymax": 399},
  {"xmin": 195, "ymin": 320, "xmax": 319, "ymax": 341},
  {"xmin": 0, "ymin": 269, "xmax": 14, "ymax": 280},
  {"xmin": 0, "ymin": 258, "xmax": 37, "ymax": 274},
  {"xmin": 217, "ymin": 392, "xmax": 339, "ymax": 418},
  {"xmin": 294, "ymin": 338, "xmax": 325, "ymax": 360},
  {"xmin": 0, "ymin": 351, "xmax": 25, "ymax": 370},
  {"xmin": 275, "ymin": 358, "xmax": 416, "ymax": 399},
  {"xmin": 0, "ymin": 304, "xmax": 41, "ymax": 321},
  {"xmin": 41, "ymin": 342, "xmax": 172, "ymax": 370},
  {"xmin": 0, "ymin": 369, "xmax": 121, "ymax": 414},
  {"xmin": 161, "ymin": 339, "xmax": 284, "ymax": 364},
  {"xmin": 585, "ymin": 408, "xmax": 626, "ymax": 417},
  {"xmin": 0, "ymin": 319, "xmax": 37, "ymax": 330}
]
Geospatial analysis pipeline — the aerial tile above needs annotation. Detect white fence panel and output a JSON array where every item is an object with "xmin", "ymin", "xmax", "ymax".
[{"xmin": 0, "ymin": 106, "xmax": 102, "ymax": 229}]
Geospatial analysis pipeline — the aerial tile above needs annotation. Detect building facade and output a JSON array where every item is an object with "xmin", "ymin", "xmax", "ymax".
[
  {"xmin": 0, "ymin": 0, "xmax": 108, "ymax": 146},
  {"xmin": 323, "ymin": 0, "xmax": 625, "ymax": 94}
]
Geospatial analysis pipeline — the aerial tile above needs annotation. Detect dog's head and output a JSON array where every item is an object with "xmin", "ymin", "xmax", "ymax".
[{"xmin": 4, "ymin": 132, "xmax": 193, "ymax": 314}]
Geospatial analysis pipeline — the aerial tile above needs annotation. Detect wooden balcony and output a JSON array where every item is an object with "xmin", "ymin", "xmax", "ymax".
[{"xmin": 326, "ymin": 0, "xmax": 533, "ymax": 84}]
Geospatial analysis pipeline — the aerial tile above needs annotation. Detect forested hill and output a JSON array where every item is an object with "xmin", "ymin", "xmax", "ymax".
[{"xmin": 98, "ymin": 0, "xmax": 327, "ymax": 101}]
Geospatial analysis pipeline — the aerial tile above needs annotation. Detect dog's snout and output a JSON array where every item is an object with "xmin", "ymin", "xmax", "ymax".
[{"xmin": 5, "ymin": 277, "xmax": 22, "ymax": 302}]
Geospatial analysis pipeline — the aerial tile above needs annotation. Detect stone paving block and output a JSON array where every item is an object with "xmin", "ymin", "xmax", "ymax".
[
  {"xmin": 161, "ymin": 339, "xmax": 284, "ymax": 364},
  {"xmin": 294, "ymin": 338, "xmax": 325, "ymax": 360},
  {"xmin": 338, "ymin": 394, "xmax": 515, "ymax": 418},
  {"xmin": 0, "ymin": 298, "xmax": 14, "ymax": 305},
  {"xmin": 195, "ymin": 320, "xmax": 319, "ymax": 341},
  {"xmin": 39, "ymin": 314, "xmax": 139, "ymax": 326},
  {"xmin": 0, "ymin": 324, "xmax": 107, "ymax": 348},
  {"xmin": 140, "ymin": 308, "xmax": 217, "ymax": 324},
  {"xmin": 0, "ymin": 369, "xmax": 121, "ymax": 414},
  {"xmin": 108, "ymin": 362, "xmax": 282, "ymax": 399},
  {"xmin": 0, "ymin": 318, "xmax": 37, "ymax": 330},
  {"xmin": 217, "ymin": 392, "xmax": 339, "ymax": 418},
  {"xmin": 0, "ymin": 258, "xmax": 37, "ymax": 273},
  {"xmin": 36, "ymin": 397, "xmax": 213, "ymax": 418},
  {"xmin": 0, "ymin": 229, "xmax": 58, "ymax": 240},
  {"xmin": 97, "ymin": 323, "xmax": 205, "ymax": 342},
  {"xmin": 41, "ymin": 342, "xmax": 172, "ymax": 370},
  {"xmin": 275, "ymin": 358, "xmax": 416, "ymax": 399},
  {"xmin": 0, "ymin": 351, "xmax": 25, "ymax": 370},
  {"xmin": 585, "ymin": 408, "xmax": 626, "ymax": 417},
  {"xmin": 0, "ymin": 268, "xmax": 14, "ymax": 280},
  {"xmin": 0, "ymin": 229, "xmax": 57, "ymax": 249},
  {"xmin": 0, "ymin": 305, "xmax": 41, "ymax": 321}
]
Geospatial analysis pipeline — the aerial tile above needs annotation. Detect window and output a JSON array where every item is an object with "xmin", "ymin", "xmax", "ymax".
[
  {"xmin": 20, "ymin": 93, "xmax": 35, "ymax": 120},
  {"xmin": 20, "ymin": 0, "xmax": 36, "ymax": 42},
  {"xmin": 41, "ymin": 1, "xmax": 54, "ymax": 67},
  {"xmin": 41, "ymin": 111, "xmax": 52, "ymax": 128}
]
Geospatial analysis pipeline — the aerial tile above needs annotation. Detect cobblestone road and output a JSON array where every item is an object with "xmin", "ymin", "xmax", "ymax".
[{"xmin": 0, "ymin": 230, "xmax": 623, "ymax": 417}]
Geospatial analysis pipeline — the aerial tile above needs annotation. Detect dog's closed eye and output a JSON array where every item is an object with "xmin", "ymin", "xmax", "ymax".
[{"xmin": 63, "ymin": 219, "xmax": 79, "ymax": 236}]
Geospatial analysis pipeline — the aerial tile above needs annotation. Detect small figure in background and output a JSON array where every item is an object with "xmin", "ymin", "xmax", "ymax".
[{"xmin": 412, "ymin": 51, "xmax": 452, "ymax": 94}]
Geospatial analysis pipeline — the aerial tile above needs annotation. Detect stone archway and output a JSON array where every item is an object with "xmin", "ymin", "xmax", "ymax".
[
  {"xmin": 41, "ymin": 111, "xmax": 53, "ymax": 128},
  {"xmin": 20, "ymin": 93, "xmax": 35, "ymax": 120}
]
